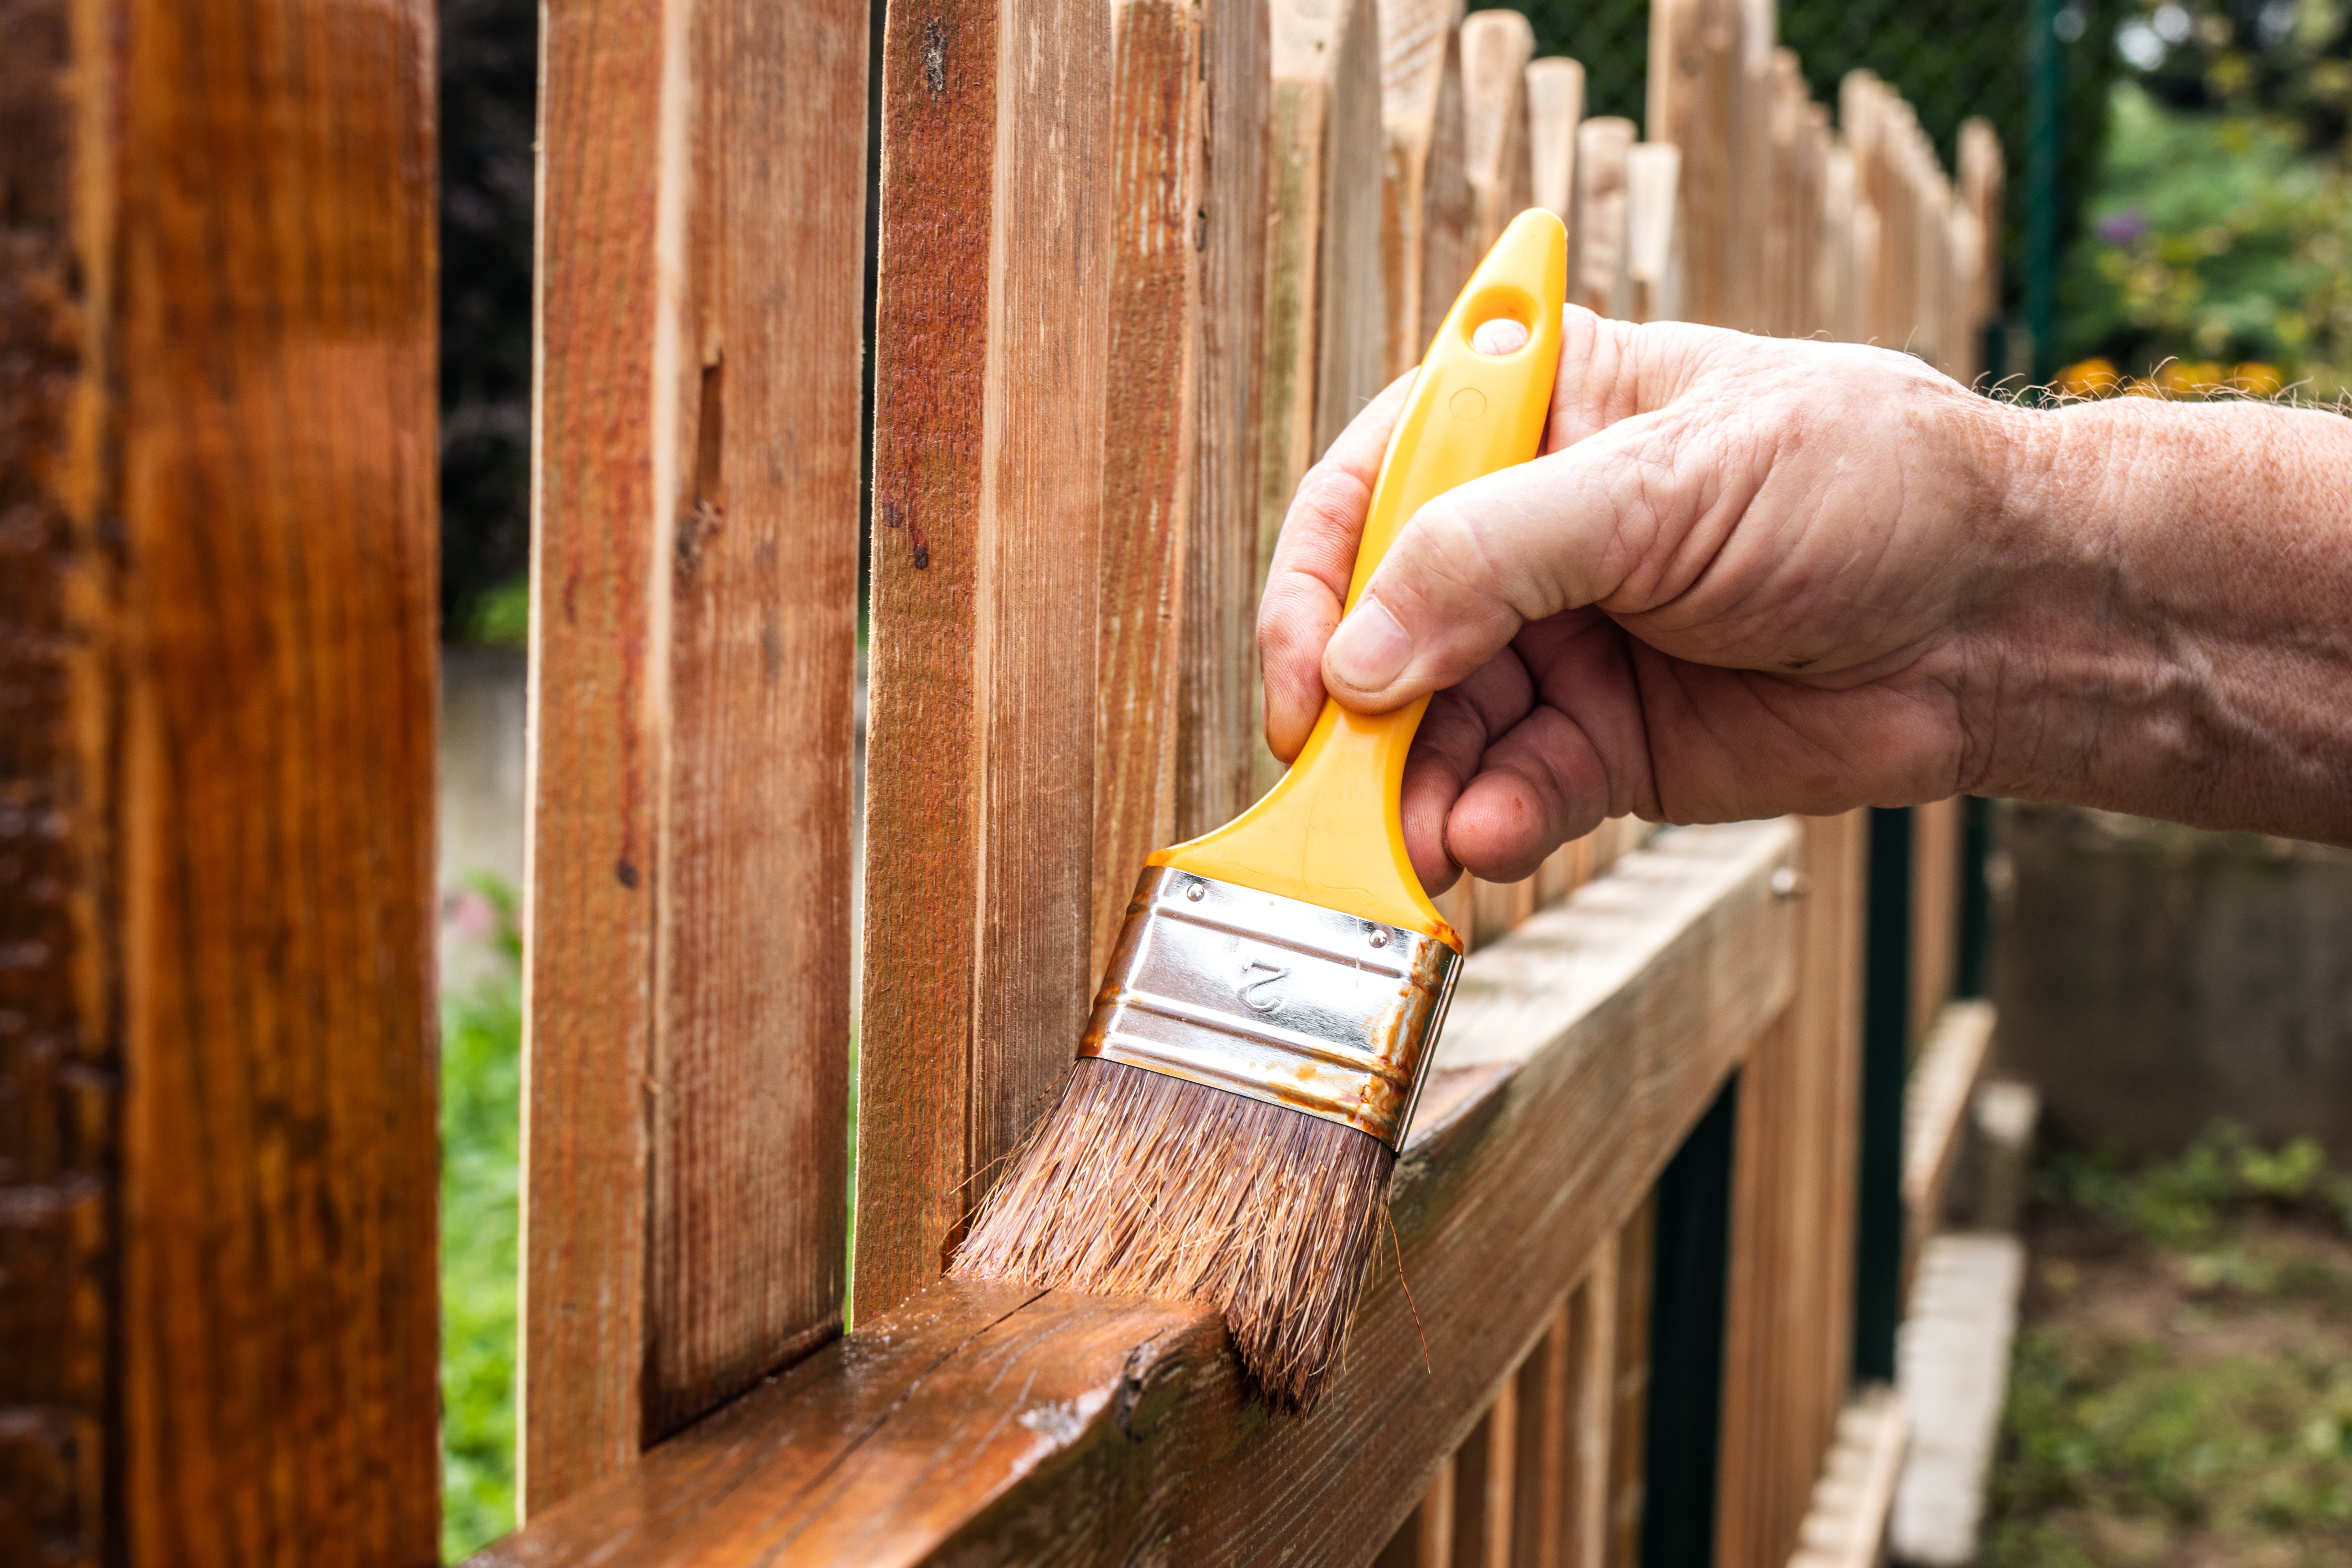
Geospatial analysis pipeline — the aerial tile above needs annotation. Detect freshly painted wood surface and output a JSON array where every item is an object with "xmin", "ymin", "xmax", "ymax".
[
  {"xmin": 1177, "ymin": 0, "xmax": 1271, "ymax": 841},
  {"xmin": 474, "ymin": 822, "xmax": 1797, "ymax": 1568},
  {"xmin": 1459, "ymin": 11, "xmax": 1535, "ymax": 254},
  {"xmin": 0, "ymin": 0, "xmax": 440, "ymax": 1558},
  {"xmin": 1378, "ymin": 0, "xmax": 1471, "ymax": 378},
  {"xmin": 528, "ymin": 0, "xmax": 867, "ymax": 1502},
  {"xmin": 1093, "ymin": 0, "xmax": 1203, "ymax": 977},
  {"xmin": 857, "ymin": 0, "xmax": 1113, "ymax": 1322}
]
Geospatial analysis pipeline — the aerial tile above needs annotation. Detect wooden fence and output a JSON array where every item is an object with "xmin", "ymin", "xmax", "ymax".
[{"xmin": 1, "ymin": 0, "xmax": 2000, "ymax": 1563}]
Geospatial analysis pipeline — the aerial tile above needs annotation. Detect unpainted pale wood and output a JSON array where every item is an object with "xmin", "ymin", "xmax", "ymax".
[
  {"xmin": 1525, "ymin": 58, "xmax": 1584, "ymax": 225},
  {"xmin": 1910, "ymin": 796, "xmax": 1959, "ymax": 1044},
  {"xmin": 528, "ymin": 0, "xmax": 867, "ymax": 1496},
  {"xmin": 1787, "ymin": 1388, "xmax": 1909, "ymax": 1568},
  {"xmin": 1624, "ymin": 143, "xmax": 1682, "ymax": 324},
  {"xmin": 1092, "ymin": 0, "xmax": 1204, "ymax": 979},
  {"xmin": 1572, "ymin": 118, "xmax": 1633, "ymax": 317},
  {"xmin": 1903, "ymin": 999, "xmax": 1996, "ymax": 1252},
  {"xmin": 858, "ymin": 0, "xmax": 1113, "ymax": 1322},
  {"xmin": 4, "ymin": 0, "xmax": 442, "ymax": 1557},
  {"xmin": 1176, "ymin": 0, "xmax": 1272, "ymax": 840},
  {"xmin": 1459, "ymin": 11, "xmax": 1535, "ymax": 255},
  {"xmin": 476, "ymin": 821, "xmax": 1800, "ymax": 1568},
  {"xmin": 1646, "ymin": 0, "xmax": 1737, "ymax": 327},
  {"xmin": 1377, "ymin": 0, "xmax": 1469, "ymax": 379}
]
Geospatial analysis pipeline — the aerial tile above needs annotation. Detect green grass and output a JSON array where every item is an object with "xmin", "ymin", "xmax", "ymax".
[
  {"xmin": 1982, "ymin": 1124, "xmax": 2352, "ymax": 1568},
  {"xmin": 439, "ymin": 878, "xmax": 523, "ymax": 1561}
]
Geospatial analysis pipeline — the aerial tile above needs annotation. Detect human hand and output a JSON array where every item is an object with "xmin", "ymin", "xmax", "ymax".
[{"xmin": 1256, "ymin": 307, "xmax": 2027, "ymax": 893}]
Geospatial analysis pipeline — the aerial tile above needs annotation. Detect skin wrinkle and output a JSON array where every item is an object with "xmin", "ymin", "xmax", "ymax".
[{"xmin": 1270, "ymin": 308, "xmax": 2352, "ymax": 875}]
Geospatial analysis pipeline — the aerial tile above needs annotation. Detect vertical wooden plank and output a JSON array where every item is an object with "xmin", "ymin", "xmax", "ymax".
[
  {"xmin": 857, "ymin": 0, "xmax": 1113, "ymax": 1321},
  {"xmin": 2, "ymin": 6, "xmax": 115, "ymax": 1559},
  {"xmin": 1566, "ymin": 1240, "xmax": 1620, "ymax": 1568},
  {"xmin": 1, "ymin": 0, "xmax": 442, "ymax": 1556},
  {"xmin": 1571, "ymin": 118, "xmax": 1632, "ymax": 318},
  {"xmin": 528, "ymin": 0, "xmax": 869, "ymax": 1496},
  {"xmin": 1459, "ymin": 10, "xmax": 1535, "ymax": 255},
  {"xmin": 1452, "ymin": 1375, "xmax": 1519, "ymax": 1568},
  {"xmin": 1421, "ymin": 1459, "xmax": 1461, "ymax": 1568},
  {"xmin": 1515, "ymin": 1309, "xmax": 1568, "ymax": 1568},
  {"xmin": 1526, "ymin": 58, "xmax": 1584, "ymax": 226},
  {"xmin": 1624, "ymin": 143, "xmax": 1682, "ymax": 325},
  {"xmin": 1645, "ymin": 0, "xmax": 1736, "ymax": 327},
  {"xmin": 1910, "ymin": 796, "xmax": 1960, "ymax": 1042},
  {"xmin": 1091, "ymin": 0, "xmax": 1203, "ymax": 977},
  {"xmin": 1176, "ymin": 0, "xmax": 1271, "ymax": 841},
  {"xmin": 1605, "ymin": 1200, "xmax": 1654, "ymax": 1568},
  {"xmin": 1377, "ymin": 0, "xmax": 1470, "ymax": 380}
]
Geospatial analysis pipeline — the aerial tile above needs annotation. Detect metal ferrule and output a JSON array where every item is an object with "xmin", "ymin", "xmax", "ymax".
[{"xmin": 1079, "ymin": 866, "xmax": 1462, "ymax": 1149}]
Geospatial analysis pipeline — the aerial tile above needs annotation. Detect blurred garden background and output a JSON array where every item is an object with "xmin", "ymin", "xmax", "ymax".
[{"xmin": 430, "ymin": 2, "xmax": 2352, "ymax": 1560}]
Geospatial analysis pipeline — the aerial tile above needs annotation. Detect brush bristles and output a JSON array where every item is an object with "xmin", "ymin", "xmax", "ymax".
[{"xmin": 951, "ymin": 1058, "xmax": 1393, "ymax": 1412}]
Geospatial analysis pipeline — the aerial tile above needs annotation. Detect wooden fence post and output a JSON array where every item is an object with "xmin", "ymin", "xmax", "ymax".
[
  {"xmin": 1460, "ymin": 11, "xmax": 1536, "ymax": 255},
  {"xmin": 1379, "ymin": 0, "xmax": 1472, "ymax": 381},
  {"xmin": 3, "ymin": 0, "xmax": 441, "ymax": 1560},
  {"xmin": 1526, "ymin": 58, "xmax": 1585, "ymax": 230},
  {"xmin": 526, "ymin": 0, "xmax": 868, "ymax": 1505},
  {"xmin": 855, "ymin": 0, "xmax": 1114, "ymax": 1321}
]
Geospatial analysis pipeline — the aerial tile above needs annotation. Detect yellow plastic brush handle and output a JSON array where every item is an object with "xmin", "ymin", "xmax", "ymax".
[{"xmin": 1154, "ymin": 209, "xmax": 1568, "ymax": 948}]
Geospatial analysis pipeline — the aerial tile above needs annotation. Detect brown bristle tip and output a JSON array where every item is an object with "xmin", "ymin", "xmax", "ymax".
[{"xmin": 951, "ymin": 1057, "xmax": 1394, "ymax": 1412}]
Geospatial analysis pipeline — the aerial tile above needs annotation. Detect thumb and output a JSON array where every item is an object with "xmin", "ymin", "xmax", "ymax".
[{"xmin": 1327, "ymin": 322, "xmax": 1693, "ymax": 715}]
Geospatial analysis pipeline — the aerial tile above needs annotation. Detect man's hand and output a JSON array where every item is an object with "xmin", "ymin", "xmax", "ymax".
[{"xmin": 1256, "ymin": 307, "xmax": 2030, "ymax": 893}]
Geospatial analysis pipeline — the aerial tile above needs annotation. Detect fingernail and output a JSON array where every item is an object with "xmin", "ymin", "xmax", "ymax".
[{"xmin": 1326, "ymin": 598, "xmax": 1413, "ymax": 691}]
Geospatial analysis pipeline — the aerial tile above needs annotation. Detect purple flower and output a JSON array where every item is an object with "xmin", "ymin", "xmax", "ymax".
[{"xmin": 2099, "ymin": 208, "xmax": 2150, "ymax": 245}]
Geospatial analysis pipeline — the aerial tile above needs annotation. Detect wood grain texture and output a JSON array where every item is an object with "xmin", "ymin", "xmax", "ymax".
[
  {"xmin": 1566, "ymin": 1243, "xmax": 1619, "ymax": 1568},
  {"xmin": 1377, "ymin": 0, "xmax": 1470, "ymax": 379},
  {"xmin": 527, "ymin": 0, "xmax": 867, "ymax": 1500},
  {"xmin": 5, "ymin": 0, "xmax": 444, "ymax": 1559},
  {"xmin": 1452, "ymin": 1372, "xmax": 1518, "ymax": 1568},
  {"xmin": 1910, "ymin": 795, "xmax": 1959, "ymax": 1043},
  {"xmin": 1514, "ymin": 1301, "xmax": 1571, "ymax": 1568},
  {"xmin": 1525, "ymin": 58, "xmax": 1583, "ymax": 225},
  {"xmin": 1624, "ymin": 143, "xmax": 1682, "ymax": 325},
  {"xmin": 1459, "ymin": 11, "xmax": 1535, "ymax": 255},
  {"xmin": 857, "ymin": 0, "xmax": 1112, "ymax": 1321},
  {"xmin": 1571, "ymin": 118, "xmax": 1632, "ymax": 318},
  {"xmin": 475, "ymin": 821, "xmax": 1798, "ymax": 1568},
  {"xmin": 1902, "ymin": 999, "xmax": 1995, "ymax": 1256},
  {"xmin": 0, "ymin": 2, "xmax": 113, "ymax": 1558},
  {"xmin": 1259, "ymin": 0, "xmax": 1385, "ymax": 560},
  {"xmin": 1092, "ymin": 0, "xmax": 1202, "ymax": 978},
  {"xmin": 1605, "ymin": 1197, "xmax": 1654, "ymax": 1568},
  {"xmin": 1175, "ymin": 0, "xmax": 1270, "ymax": 841},
  {"xmin": 1644, "ymin": 0, "xmax": 1735, "ymax": 327},
  {"xmin": 1715, "ymin": 812, "xmax": 1866, "ymax": 1568}
]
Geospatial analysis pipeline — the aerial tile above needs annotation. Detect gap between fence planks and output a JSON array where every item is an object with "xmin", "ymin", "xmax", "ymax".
[
  {"xmin": 855, "ymin": 0, "xmax": 1114, "ymax": 1325},
  {"xmin": 474, "ymin": 821, "xmax": 1797, "ymax": 1568},
  {"xmin": 2, "ymin": 0, "xmax": 443, "ymax": 1558},
  {"xmin": 525, "ymin": 0, "xmax": 867, "ymax": 1508}
]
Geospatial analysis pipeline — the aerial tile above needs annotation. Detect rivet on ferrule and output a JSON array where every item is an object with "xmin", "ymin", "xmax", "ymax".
[{"xmin": 1077, "ymin": 866, "xmax": 1462, "ymax": 1149}]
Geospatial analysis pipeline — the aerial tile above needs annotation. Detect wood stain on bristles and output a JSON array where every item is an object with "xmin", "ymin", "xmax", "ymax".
[{"xmin": 952, "ymin": 1058, "xmax": 1393, "ymax": 1411}]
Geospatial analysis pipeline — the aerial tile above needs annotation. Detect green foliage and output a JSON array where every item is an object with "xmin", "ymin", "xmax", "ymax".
[
  {"xmin": 2038, "ymin": 1118, "xmax": 2352, "ymax": 1248},
  {"xmin": 1983, "ymin": 1123, "xmax": 2352, "ymax": 1565},
  {"xmin": 439, "ymin": 876, "xmax": 523, "ymax": 1560},
  {"xmin": 465, "ymin": 574, "xmax": 530, "ymax": 648},
  {"xmin": 2062, "ymin": 79, "xmax": 2352, "ymax": 384}
]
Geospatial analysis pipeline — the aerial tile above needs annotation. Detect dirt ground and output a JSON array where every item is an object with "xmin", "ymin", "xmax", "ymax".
[{"xmin": 1980, "ymin": 1180, "xmax": 2352, "ymax": 1567}]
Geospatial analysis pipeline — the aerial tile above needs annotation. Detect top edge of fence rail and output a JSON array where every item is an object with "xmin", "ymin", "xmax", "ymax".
[{"xmin": 470, "ymin": 816, "xmax": 1798, "ymax": 1568}]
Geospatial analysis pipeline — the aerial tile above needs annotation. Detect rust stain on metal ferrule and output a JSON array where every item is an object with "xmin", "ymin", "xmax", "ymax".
[{"xmin": 1077, "ymin": 866, "xmax": 1462, "ymax": 1148}]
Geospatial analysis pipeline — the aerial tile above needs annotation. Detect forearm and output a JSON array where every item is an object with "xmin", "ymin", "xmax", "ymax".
[{"xmin": 1982, "ymin": 397, "xmax": 2352, "ymax": 842}]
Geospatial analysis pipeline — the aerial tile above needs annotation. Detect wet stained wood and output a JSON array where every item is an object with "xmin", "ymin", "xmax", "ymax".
[
  {"xmin": 1717, "ymin": 812, "xmax": 1866, "ymax": 1568},
  {"xmin": 1093, "ymin": 0, "xmax": 1203, "ymax": 978},
  {"xmin": 1377, "ymin": 0, "xmax": 1471, "ymax": 379},
  {"xmin": 527, "ymin": 0, "xmax": 868, "ymax": 1503},
  {"xmin": 472, "ymin": 822, "xmax": 1797, "ymax": 1568},
  {"xmin": 1175, "ymin": 0, "xmax": 1270, "ymax": 841},
  {"xmin": 856, "ymin": 0, "xmax": 1113, "ymax": 1322},
  {"xmin": 1459, "ymin": 10, "xmax": 1535, "ymax": 255},
  {"xmin": 0, "ymin": 0, "xmax": 440, "ymax": 1559}
]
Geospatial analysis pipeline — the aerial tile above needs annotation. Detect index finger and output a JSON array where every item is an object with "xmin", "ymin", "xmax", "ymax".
[{"xmin": 1256, "ymin": 370, "xmax": 1417, "ymax": 760}]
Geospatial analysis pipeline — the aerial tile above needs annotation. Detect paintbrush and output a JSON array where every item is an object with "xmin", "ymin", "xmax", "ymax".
[{"xmin": 952, "ymin": 209, "xmax": 1568, "ymax": 1410}]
